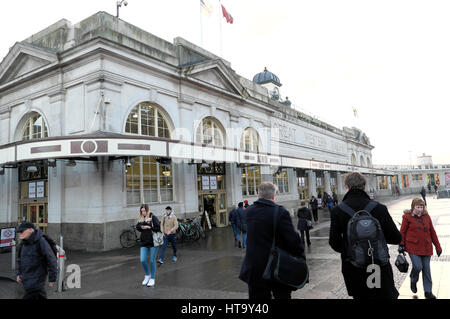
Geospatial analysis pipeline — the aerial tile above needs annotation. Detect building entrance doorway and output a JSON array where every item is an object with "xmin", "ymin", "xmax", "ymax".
[
  {"xmin": 198, "ymin": 192, "xmax": 228, "ymax": 228},
  {"xmin": 197, "ymin": 162, "xmax": 227, "ymax": 228},
  {"xmin": 19, "ymin": 203, "xmax": 48, "ymax": 233}
]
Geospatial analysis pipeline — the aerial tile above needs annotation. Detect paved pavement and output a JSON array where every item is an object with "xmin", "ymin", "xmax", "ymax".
[{"xmin": 1, "ymin": 193, "xmax": 448, "ymax": 299}]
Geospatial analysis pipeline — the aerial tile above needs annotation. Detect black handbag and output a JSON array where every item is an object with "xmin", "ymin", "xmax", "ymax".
[
  {"xmin": 262, "ymin": 205, "xmax": 309, "ymax": 290},
  {"xmin": 395, "ymin": 252, "xmax": 409, "ymax": 273}
]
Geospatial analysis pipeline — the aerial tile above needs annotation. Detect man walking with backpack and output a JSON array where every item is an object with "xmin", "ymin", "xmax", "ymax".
[
  {"xmin": 329, "ymin": 172, "xmax": 402, "ymax": 299},
  {"xmin": 16, "ymin": 222, "xmax": 58, "ymax": 299}
]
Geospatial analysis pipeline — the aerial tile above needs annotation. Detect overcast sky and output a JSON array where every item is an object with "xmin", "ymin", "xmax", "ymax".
[{"xmin": 1, "ymin": 0, "xmax": 449, "ymax": 165}]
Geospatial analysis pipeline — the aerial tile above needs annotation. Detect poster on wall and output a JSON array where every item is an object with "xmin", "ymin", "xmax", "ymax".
[
  {"xmin": 36, "ymin": 181, "xmax": 45, "ymax": 198},
  {"xmin": 28, "ymin": 182, "xmax": 36, "ymax": 199},
  {"xmin": 202, "ymin": 176, "xmax": 210, "ymax": 190},
  {"xmin": 210, "ymin": 176, "xmax": 217, "ymax": 190},
  {"xmin": 445, "ymin": 173, "xmax": 450, "ymax": 188}
]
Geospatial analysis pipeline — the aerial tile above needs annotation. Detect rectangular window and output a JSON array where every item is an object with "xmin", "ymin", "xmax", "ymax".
[
  {"xmin": 126, "ymin": 157, "xmax": 173, "ymax": 205},
  {"xmin": 298, "ymin": 177, "xmax": 306, "ymax": 187},
  {"xmin": 242, "ymin": 166, "xmax": 261, "ymax": 197},
  {"xmin": 273, "ymin": 168, "xmax": 290, "ymax": 194}
]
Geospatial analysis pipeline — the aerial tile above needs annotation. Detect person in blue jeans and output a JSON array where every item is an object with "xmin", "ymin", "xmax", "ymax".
[
  {"xmin": 158, "ymin": 206, "xmax": 179, "ymax": 264},
  {"xmin": 236, "ymin": 202, "xmax": 247, "ymax": 248},
  {"xmin": 136, "ymin": 204, "xmax": 161, "ymax": 287},
  {"xmin": 229, "ymin": 206, "xmax": 239, "ymax": 246}
]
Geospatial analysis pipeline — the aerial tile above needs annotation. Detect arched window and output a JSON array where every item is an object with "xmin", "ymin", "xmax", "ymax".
[
  {"xmin": 196, "ymin": 117, "xmax": 225, "ymax": 147},
  {"xmin": 360, "ymin": 156, "xmax": 365, "ymax": 167},
  {"xmin": 125, "ymin": 102, "xmax": 171, "ymax": 138},
  {"xmin": 125, "ymin": 103, "xmax": 173, "ymax": 205},
  {"xmin": 367, "ymin": 157, "xmax": 371, "ymax": 168},
  {"xmin": 22, "ymin": 113, "xmax": 48, "ymax": 141},
  {"xmin": 351, "ymin": 154, "xmax": 357, "ymax": 165},
  {"xmin": 241, "ymin": 128, "xmax": 260, "ymax": 153}
]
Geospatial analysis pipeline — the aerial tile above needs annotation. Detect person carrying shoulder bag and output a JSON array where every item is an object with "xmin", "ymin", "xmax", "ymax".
[{"xmin": 136, "ymin": 204, "xmax": 161, "ymax": 287}]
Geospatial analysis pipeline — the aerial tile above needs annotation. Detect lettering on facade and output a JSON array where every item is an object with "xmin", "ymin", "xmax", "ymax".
[
  {"xmin": 305, "ymin": 133, "xmax": 327, "ymax": 149},
  {"xmin": 273, "ymin": 122, "xmax": 296, "ymax": 143}
]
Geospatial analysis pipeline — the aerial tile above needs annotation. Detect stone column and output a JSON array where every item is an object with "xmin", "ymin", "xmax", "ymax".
[
  {"xmin": 387, "ymin": 176, "xmax": 392, "ymax": 190},
  {"xmin": 337, "ymin": 172, "xmax": 345, "ymax": 196},
  {"xmin": 307, "ymin": 170, "xmax": 317, "ymax": 198},
  {"xmin": 324, "ymin": 171, "xmax": 331, "ymax": 194}
]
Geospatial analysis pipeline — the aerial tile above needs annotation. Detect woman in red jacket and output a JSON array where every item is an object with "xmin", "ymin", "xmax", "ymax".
[{"xmin": 399, "ymin": 198, "xmax": 442, "ymax": 299}]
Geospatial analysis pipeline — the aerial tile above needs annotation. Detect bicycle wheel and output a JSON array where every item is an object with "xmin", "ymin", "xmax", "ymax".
[
  {"xmin": 120, "ymin": 230, "xmax": 137, "ymax": 248},
  {"xmin": 196, "ymin": 224, "xmax": 207, "ymax": 239},
  {"xmin": 187, "ymin": 225, "xmax": 200, "ymax": 241}
]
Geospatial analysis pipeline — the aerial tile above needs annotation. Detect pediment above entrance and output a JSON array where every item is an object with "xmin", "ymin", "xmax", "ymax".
[
  {"xmin": 0, "ymin": 42, "xmax": 58, "ymax": 85},
  {"xmin": 181, "ymin": 60, "xmax": 247, "ymax": 99}
]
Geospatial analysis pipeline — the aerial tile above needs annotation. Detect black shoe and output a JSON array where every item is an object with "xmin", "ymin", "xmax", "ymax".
[
  {"xmin": 238, "ymin": 242, "xmax": 241, "ymax": 248},
  {"xmin": 425, "ymin": 292, "xmax": 436, "ymax": 299},
  {"xmin": 411, "ymin": 281, "xmax": 417, "ymax": 294},
  {"xmin": 307, "ymin": 242, "xmax": 311, "ymax": 247}
]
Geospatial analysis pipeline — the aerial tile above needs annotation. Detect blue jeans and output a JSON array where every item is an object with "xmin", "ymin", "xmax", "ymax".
[
  {"xmin": 231, "ymin": 224, "xmax": 238, "ymax": 240},
  {"xmin": 240, "ymin": 231, "xmax": 247, "ymax": 247},
  {"xmin": 140, "ymin": 246, "xmax": 159, "ymax": 278},
  {"xmin": 159, "ymin": 234, "xmax": 177, "ymax": 260},
  {"xmin": 409, "ymin": 254, "xmax": 433, "ymax": 293}
]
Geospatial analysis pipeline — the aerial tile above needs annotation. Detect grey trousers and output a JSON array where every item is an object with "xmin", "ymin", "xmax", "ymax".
[{"xmin": 409, "ymin": 254, "xmax": 432, "ymax": 293}]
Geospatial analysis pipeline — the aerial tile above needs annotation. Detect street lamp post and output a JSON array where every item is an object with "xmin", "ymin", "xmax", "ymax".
[{"xmin": 116, "ymin": 0, "xmax": 128, "ymax": 18}]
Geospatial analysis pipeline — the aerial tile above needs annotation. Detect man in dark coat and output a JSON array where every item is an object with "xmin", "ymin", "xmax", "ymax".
[
  {"xmin": 16, "ymin": 222, "xmax": 58, "ymax": 299},
  {"xmin": 228, "ymin": 206, "xmax": 239, "ymax": 246},
  {"xmin": 297, "ymin": 202, "xmax": 312, "ymax": 247},
  {"xmin": 329, "ymin": 172, "xmax": 402, "ymax": 299},
  {"xmin": 309, "ymin": 196, "xmax": 319, "ymax": 223},
  {"xmin": 420, "ymin": 186, "xmax": 427, "ymax": 206},
  {"xmin": 239, "ymin": 182, "xmax": 304, "ymax": 299}
]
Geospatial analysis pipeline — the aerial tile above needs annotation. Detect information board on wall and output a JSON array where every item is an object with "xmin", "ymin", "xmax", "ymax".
[
  {"xmin": 202, "ymin": 176, "xmax": 210, "ymax": 190},
  {"xmin": 28, "ymin": 182, "xmax": 36, "ymax": 199},
  {"xmin": 210, "ymin": 176, "xmax": 217, "ymax": 190},
  {"xmin": 36, "ymin": 181, "xmax": 45, "ymax": 198}
]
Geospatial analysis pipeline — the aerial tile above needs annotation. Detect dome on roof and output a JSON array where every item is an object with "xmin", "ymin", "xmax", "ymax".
[{"xmin": 253, "ymin": 67, "xmax": 282, "ymax": 87}]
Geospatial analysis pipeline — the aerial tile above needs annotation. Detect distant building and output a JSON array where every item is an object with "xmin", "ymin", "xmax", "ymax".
[
  {"xmin": 375, "ymin": 154, "xmax": 450, "ymax": 195},
  {"xmin": 0, "ymin": 12, "xmax": 392, "ymax": 251}
]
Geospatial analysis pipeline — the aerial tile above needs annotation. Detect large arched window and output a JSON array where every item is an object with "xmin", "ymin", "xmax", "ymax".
[
  {"xmin": 196, "ymin": 117, "xmax": 225, "ymax": 147},
  {"xmin": 241, "ymin": 128, "xmax": 260, "ymax": 153},
  {"xmin": 125, "ymin": 103, "xmax": 173, "ymax": 205},
  {"xmin": 22, "ymin": 113, "xmax": 48, "ymax": 141},
  {"xmin": 351, "ymin": 154, "xmax": 357, "ymax": 165},
  {"xmin": 367, "ymin": 157, "xmax": 371, "ymax": 168},
  {"xmin": 125, "ymin": 102, "xmax": 171, "ymax": 138},
  {"xmin": 360, "ymin": 156, "xmax": 366, "ymax": 167}
]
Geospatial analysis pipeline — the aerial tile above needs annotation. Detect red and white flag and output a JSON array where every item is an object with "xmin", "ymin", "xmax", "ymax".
[{"xmin": 221, "ymin": 4, "xmax": 234, "ymax": 24}]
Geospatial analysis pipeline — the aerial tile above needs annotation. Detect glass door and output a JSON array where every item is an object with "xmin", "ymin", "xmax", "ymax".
[
  {"xmin": 216, "ymin": 192, "xmax": 228, "ymax": 227},
  {"xmin": 19, "ymin": 204, "xmax": 47, "ymax": 233}
]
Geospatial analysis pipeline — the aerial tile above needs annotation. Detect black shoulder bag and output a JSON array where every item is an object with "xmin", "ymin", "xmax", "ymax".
[{"xmin": 262, "ymin": 205, "xmax": 309, "ymax": 290}]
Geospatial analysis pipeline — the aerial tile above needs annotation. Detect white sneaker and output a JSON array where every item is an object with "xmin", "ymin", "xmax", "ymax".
[
  {"xmin": 147, "ymin": 278, "xmax": 155, "ymax": 287},
  {"xmin": 142, "ymin": 275, "xmax": 150, "ymax": 286}
]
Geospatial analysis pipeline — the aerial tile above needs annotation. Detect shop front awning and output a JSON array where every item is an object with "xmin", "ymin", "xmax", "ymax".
[{"xmin": 0, "ymin": 132, "xmax": 394, "ymax": 176}]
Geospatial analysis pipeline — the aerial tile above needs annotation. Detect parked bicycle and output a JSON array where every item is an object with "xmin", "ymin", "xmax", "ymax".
[
  {"xmin": 120, "ymin": 225, "xmax": 140, "ymax": 248},
  {"xmin": 176, "ymin": 216, "xmax": 207, "ymax": 243}
]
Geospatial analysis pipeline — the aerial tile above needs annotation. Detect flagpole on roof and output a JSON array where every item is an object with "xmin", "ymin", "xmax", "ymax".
[
  {"xmin": 219, "ymin": 0, "xmax": 223, "ymax": 57},
  {"xmin": 200, "ymin": 1, "xmax": 204, "ymax": 47}
]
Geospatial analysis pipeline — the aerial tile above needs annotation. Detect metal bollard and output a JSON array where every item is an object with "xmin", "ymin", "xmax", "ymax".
[
  {"xmin": 58, "ymin": 247, "xmax": 65, "ymax": 293},
  {"xmin": 57, "ymin": 234, "xmax": 65, "ymax": 293},
  {"xmin": 11, "ymin": 240, "xmax": 16, "ymax": 271}
]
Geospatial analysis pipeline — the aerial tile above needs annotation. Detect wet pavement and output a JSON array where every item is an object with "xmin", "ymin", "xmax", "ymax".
[{"xmin": 1, "ymin": 193, "xmax": 449, "ymax": 299}]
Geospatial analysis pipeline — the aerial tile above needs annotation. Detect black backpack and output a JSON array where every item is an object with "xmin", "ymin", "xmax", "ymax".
[
  {"xmin": 18, "ymin": 233, "xmax": 58, "ymax": 259},
  {"xmin": 339, "ymin": 201, "xmax": 390, "ymax": 268}
]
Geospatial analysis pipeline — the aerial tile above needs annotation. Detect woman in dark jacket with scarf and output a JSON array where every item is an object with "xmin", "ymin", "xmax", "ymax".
[
  {"xmin": 297, "ymin": 202, "xmax": 312, "ymax": 247},
  {"xmin": 399, "ymin": 198, "xmax": 442, "ymax": 299},
  {"xmin": 136, "ymin": 204, "xmax": 161, "ymax": 287}
]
